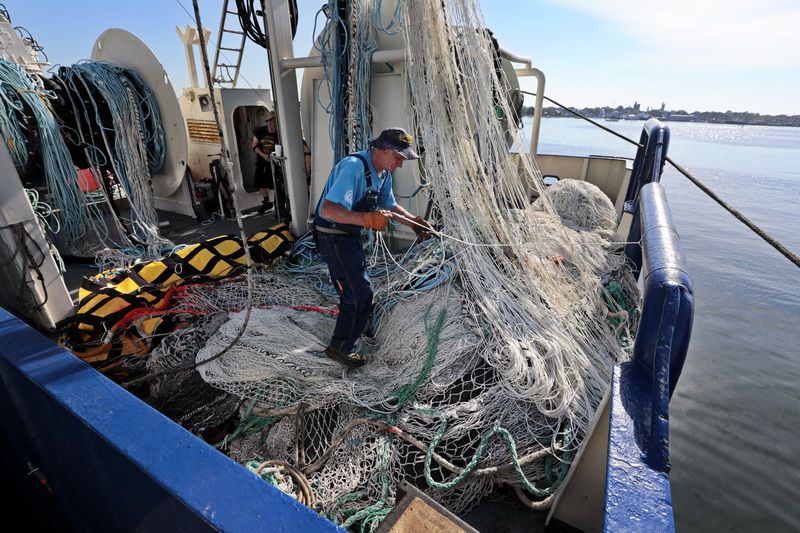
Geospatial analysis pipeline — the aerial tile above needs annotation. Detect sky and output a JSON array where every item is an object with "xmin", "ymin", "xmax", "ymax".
[{"xmin": 7, "ymin": 0, "xmax": 800, "ymax": 115}]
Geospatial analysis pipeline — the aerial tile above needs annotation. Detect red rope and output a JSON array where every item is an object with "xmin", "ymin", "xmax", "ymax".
[
  {"xmin": 114, "ymin": 291, "xmax": 339, "ymax": 333},
  {"xmin": 114, "ymin": 284, "xmax": 206, "ymax": 330}
]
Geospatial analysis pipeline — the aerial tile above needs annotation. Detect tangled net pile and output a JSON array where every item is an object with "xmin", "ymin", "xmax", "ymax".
[{"xmin": 140, "ymin": 0, "xmax": 639, "ymax": 530}]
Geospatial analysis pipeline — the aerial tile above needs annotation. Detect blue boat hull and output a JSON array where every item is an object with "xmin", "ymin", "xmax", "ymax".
[{"xmin": 0, "ymin": 308, "xmax": 343, "ymax": 532}]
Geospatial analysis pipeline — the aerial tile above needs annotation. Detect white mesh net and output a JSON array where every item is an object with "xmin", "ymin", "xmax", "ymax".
[{"xmin": 144, "ymin": 0, "xmax": 641, "ymax": 529}]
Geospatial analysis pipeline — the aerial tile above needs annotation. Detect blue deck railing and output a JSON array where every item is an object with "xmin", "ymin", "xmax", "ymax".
[
  {"xmin": 605, "ymin": 119, "xmax": 694, "ymax": 532},
  {"xmin": 624, "ymin": 118, "xmax": 672, "ymax": 278}
]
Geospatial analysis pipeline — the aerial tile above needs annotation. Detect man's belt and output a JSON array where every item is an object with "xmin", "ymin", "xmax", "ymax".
[{"xmin": 315, "ymin": 225, "xmax": 352, "ymax": 235}]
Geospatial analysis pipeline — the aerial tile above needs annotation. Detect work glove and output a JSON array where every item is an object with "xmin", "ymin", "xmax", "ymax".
[
  {"xmin": 363, "ymin": 210, "xmax": 392, "ymax": 231},
  {"xmin": 412, "ymin": 216, "xmax": 435, "ymax": 241}
]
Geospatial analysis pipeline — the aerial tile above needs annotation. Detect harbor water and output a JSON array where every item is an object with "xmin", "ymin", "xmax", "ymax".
[{"xmin": 531, "ymin": 116, "xmax": 800, "ymax": 532}]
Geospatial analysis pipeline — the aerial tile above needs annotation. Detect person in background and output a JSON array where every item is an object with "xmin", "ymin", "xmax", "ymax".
[
  {"xmin": 252, "ymin": 110, "xmax": 289, "ymax": 218},
  {"xmin": 313, "ymin": 127, "xmax": 435, "ymax": 368}
]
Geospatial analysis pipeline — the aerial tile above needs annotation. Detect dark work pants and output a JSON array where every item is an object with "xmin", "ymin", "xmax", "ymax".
[{"xmin": 316, "ymin": 231, "xmax": 373, "ymax": 354}]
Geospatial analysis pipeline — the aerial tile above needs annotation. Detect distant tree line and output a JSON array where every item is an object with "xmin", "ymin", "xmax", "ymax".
[{"xmin": 523, "ymin": 105, "xmax": 800, "ymax": 127}]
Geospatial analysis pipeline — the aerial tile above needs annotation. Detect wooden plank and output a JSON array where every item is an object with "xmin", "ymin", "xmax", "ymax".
[
  {"xmin": 390, "ymin": 497, "xmax": 468, "ymax": 533},
  {"xmin": 377, "ymin": 481, "xmax": 478, "ymax": 533}
]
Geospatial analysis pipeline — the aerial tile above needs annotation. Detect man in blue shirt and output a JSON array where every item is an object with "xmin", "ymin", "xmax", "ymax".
[{"xmin": 314, "ymin": 127, "xmax": 434, "ymax": 368}]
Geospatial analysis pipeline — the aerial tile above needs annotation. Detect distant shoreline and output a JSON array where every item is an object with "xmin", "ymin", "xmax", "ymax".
[
  {"xmin": 541, "ymin": 115, "xmax": 800, "ymax": 128},
  {"xmin": 530, "ymin": 107, "xmax": 800, "ymax": 127}
]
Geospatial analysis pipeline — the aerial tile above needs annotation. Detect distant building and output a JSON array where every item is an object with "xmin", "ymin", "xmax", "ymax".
[{"xmin": 667, "ymin": 113, "xmax": 695, "ymax": 122}]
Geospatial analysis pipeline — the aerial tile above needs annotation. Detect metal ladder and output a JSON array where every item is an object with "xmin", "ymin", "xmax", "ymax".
[{"xmin": 211, "ymin": 0, "xmax": 247, "ymax": 87}]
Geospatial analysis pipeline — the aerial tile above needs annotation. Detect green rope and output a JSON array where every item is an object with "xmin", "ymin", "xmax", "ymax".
[
  {"xmin": 212, "ymin": 386, "xmax": 291, "ymax": 449},
  {"xmin": 603, "ymin": 281, "xmax": 640, "ymax": 348},
  {"xmin": 338, "ymin": 420, "xmax": 397, "ymax": 531},
  {"xmin": 331, "ymin": 306, "xmax": 447, "ymax": 532},
  {"xmin": 384, "ymin": 306, "xmax": 447, "ymax": 409},
  {"xmin": 418, "ymin": 407, "xmax": 569, "ymax": 497}
]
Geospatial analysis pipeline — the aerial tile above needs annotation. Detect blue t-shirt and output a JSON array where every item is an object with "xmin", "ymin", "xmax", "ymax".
[{"xmin": 315, "ymin": 150, "xmax": 397, "ymax": 222}]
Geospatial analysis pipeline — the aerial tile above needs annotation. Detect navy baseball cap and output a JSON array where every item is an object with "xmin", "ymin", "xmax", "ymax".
[{"xmin": 368, "ymin": 128, "xmax": 421, "ymax": 160}]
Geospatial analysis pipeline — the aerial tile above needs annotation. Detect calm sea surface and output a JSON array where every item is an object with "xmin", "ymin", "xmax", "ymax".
[{"xmin": 529, "ymin": 117, "xmax": 800, "ymax": 532}]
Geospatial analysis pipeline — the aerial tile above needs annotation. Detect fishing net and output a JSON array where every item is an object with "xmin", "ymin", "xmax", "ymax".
[
  {"xmin": 53, "ymin": 0, "xmax": 640, "ymax": 529},
  {"xmin": 142, "ymin": 188, "xmax": 636, "ymax": 526},
  {"xmin": 144, "ymin": 202, "xmax": 635, "ymax": 526},
  {"xmin": 142, "ymin": 0, "xmax": 639, "ymax": 528}
]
